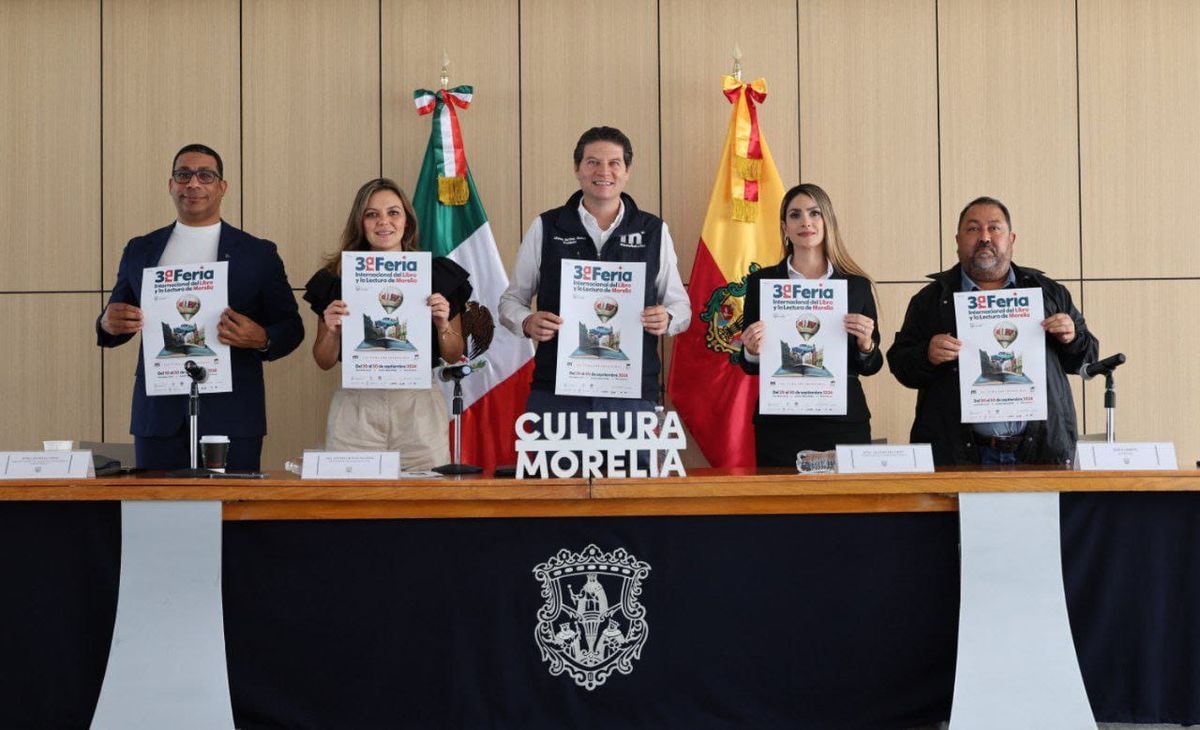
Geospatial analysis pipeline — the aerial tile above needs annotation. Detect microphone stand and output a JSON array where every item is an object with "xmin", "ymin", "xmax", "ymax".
[
  {"xmin": 1083, "ymin": 353, "xmax": 1125, "ymax": 443},
  {"xmin": 167, "ymin": 361, "xmax": 220, "ymax": 478},
  {"xmin": 1104, "ymin": 370, "xmax": 1117, "ymax": 443},
  {"xmin": 434, "ymin": 362, "xmax": 483, "ymax": 475},
  {"xmin": 189, "ymin": 376, "xmax": 201, "ymax": 468}
]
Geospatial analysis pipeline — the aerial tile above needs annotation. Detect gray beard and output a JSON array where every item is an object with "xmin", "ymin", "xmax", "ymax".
[{"xmin": 965, "ymin": 253, "xmax": 1009, "ymax": 282}]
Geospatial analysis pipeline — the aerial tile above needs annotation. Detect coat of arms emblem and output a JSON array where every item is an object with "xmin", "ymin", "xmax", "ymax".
[
  {"xmin": 698, "ymin": 263, "xmax": 761, "ymax": 363},
  {"xmin": 533, "ymin": 544, "xmax": 650, "ymax": 690}
]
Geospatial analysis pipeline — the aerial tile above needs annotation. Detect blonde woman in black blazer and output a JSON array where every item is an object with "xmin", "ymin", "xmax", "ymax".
[{"xmin": 740, "ymin": 184, "xmax": 883, "ymax": 467}]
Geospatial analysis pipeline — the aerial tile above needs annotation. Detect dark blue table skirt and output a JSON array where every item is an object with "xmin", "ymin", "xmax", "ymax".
[{"xmin": 1, "ymin": 494, "xmax": 1196, "ymax": 729}]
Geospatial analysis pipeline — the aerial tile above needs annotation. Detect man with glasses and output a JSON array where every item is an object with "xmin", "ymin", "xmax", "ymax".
[{"xmin": 96, "ymin": 143, "xmax": 303, "ymax": 470}]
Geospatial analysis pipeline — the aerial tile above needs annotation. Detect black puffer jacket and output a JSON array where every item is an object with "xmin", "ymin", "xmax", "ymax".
[{"xmin": 887, "ymin": 263, "xmax": 1098, "ymax": 465}]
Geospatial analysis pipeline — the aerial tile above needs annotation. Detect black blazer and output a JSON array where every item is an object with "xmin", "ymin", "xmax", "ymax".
[
  {"xmin": 96, "ymin": 221, "xmax": 304, "ymax": 437},
  {"xmin": 740, "ymin": 259, "xmax": 883, "ymax": 425}
]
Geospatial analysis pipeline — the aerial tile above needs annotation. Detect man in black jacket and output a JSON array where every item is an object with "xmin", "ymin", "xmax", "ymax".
[{"xmin": 887, "ymin": 196, "xmax": 1098, "ymax": 465}]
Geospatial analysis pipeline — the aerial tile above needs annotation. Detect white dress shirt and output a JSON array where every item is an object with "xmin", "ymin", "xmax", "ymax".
[{"xmin": 742, "ymin": 258, "xmax": 834, "ymax": 365}]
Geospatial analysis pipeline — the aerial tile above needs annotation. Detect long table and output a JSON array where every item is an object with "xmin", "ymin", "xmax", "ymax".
[{"xmin": 3, "ymin": 469, "xmax": 1199, "ymax": 728}]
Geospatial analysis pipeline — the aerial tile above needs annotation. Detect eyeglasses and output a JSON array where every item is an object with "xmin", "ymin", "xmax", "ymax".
[{"xmin": 172, "ymin": 168, "xmax": 221, "ymax": 184}]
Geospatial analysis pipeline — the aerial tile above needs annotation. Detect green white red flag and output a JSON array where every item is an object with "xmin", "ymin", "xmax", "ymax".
[{"xmin": 413, "ymin": 85, "xmax": 534, "ymax": 470}]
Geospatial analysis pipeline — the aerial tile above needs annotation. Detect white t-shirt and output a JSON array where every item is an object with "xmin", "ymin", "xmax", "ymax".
[{"xmin": 158, "ymin": 221, "xmax": 221, "ymax": 266}]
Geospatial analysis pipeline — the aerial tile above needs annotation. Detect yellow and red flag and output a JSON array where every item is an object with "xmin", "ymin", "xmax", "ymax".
[{"xmin": 667, "ymin": 76, "xmax": 785, "ymax": 467}]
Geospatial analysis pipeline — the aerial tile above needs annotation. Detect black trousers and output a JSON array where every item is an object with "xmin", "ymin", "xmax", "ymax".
[{"xmin": 754, "ymin": 419, "xmax": 871, "ymax": 467}]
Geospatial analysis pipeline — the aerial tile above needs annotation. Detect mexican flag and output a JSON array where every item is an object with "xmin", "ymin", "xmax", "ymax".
[
  {"xmin": 412, "ymin": 85, "xmax": 534, "ymax": 470},
  {"xmin": 667, "ymin": 76, "xmax": 785, "ymax": 467}
]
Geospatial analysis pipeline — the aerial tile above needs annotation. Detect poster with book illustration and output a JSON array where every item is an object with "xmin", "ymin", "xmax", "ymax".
[
  {"xmin": 953, "ymin": 287, "xmax": 1047, "ymax": 423},
  {"xmin": 341, "ymin": 251, "xmax": 432, "ymax": 389},
  {"xmin": 139, "ymin": 261, "xmax": 232, "ymax": 396},
  {"xmin": 554, "ymin": 259, "xmax": 646, "ymax": 398},
  {"xmin": 758, "ymin": 278, "xmax": 848, "ymax": 415}
]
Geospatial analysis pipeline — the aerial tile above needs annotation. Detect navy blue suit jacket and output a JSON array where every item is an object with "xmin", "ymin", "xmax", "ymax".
[{"xmin": 96, "ymin": 221, "xmax": 304, "ymax": 437}]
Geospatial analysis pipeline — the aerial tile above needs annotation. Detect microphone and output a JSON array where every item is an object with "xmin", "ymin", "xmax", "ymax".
[
  {"xmin": 436, "ymin": 358, "xmax": 489, "ymax": 383},
  {"xmin": 1080, "ymin": 353, "xmax": 1125, "ymax": 380},
  {"xmin": 184, "ymin": 360, "xmax": 208, "ymax": 383},
  {"xmin": 437, "ymin": 363, "xmax": 474, "ymax": 382}
]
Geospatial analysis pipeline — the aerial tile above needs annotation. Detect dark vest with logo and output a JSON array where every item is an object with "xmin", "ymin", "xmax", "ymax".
[{"xmin": 533, "ymin": 191, "xmax": 663, "ymax": 401}]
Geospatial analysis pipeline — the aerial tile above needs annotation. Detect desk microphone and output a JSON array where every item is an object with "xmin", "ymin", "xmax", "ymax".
[
  {"xmin": 1079, "ymin": 353, "xmax": 1125, "ymax": 380},
  {"xmin": 437, "ymin": 363, "xmax": 474, "ymax": 382},
  {"xmin": 184, "ymin": 360, "xmax": 208, "ymax": 383}
]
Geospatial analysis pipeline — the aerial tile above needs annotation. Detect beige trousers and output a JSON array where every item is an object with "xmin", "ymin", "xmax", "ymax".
[{"xmin": 324, "ymin": 386, "xmax": 450, "ymax": 470}]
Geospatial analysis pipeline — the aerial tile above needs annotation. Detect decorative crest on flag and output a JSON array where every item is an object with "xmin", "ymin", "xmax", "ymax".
[
  {"xmin": 699, "ymin": 263, "xmax": 761, "ymax": 362},
  {"xmin": 722, "ymin": 75, "xmax": 768, "ymax": 223},
  {"xmin": 413, "ymin": 85, "xmax": 474, "ymax": 206}
]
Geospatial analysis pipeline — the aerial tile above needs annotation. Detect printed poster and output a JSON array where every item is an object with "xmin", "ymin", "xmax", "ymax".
[
  {"xmin": 954, "ymin": 287, "xmax": 1047, "ymax": 423},
  {"xmin": 758, "ymin": 278, "xmax": 848, "ymax": 415},
  {"xmin": 554, "ymin": 259, "xmax": 646, "ymax": 399},
  {"xmin": 140, "ymin": 261, "xmax": 232, "ymax": 396},
  {"xmin": 341, "ymin": 251, "xmax": 432, "ymax": 389}
]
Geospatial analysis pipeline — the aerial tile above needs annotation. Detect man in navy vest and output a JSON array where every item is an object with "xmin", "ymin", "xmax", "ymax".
[
  {"xmin": 499, "ymin": 126, "xmax": 690, "ymax": 430},
  {"xmin": 96, "ymin": 144, "xmax": 304, "ymax": 470}
]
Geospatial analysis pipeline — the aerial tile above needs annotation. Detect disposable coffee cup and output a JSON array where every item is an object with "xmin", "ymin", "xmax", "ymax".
[
  {"xmin": 199, "ymin": 435, "xmax": 231, "ymax": 473},
  {"xmin": 43, "ymin": 440, "xmax": 74, "ymax": 451}
]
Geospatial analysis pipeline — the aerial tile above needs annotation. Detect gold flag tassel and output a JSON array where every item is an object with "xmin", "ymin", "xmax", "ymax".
[
  {"xmin": 730, "ymin": 197, "xmax": 757, "ymax": 223},
  {"xmin": 733, "ymin": 155, "xmax": 762, "ymax": 181}
]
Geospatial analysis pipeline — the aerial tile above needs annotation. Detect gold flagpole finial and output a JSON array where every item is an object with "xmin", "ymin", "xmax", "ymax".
[
  {"xmin": 731, "ymin": 44, "xmax": 743, "ymax": 82},
  {"xmin": 440, "ymin": 50, "xmax": 450, "ymax": 89}
]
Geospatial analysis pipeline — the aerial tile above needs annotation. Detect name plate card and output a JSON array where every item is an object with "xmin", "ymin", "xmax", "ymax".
[
  {"xmin": 1, "ymin": 451, "xmax": 94, "ymax": 479},
  {"xmin": 836, "ymin": 444, "xmax": 934, "ymax": 474},
  {"xmin": 301, "ymin": 451, "xmax": 402, "ymax": 480},
  {"xmin": 1075, "ymin": 442, "xmax": 1177, "ymax": 471}
]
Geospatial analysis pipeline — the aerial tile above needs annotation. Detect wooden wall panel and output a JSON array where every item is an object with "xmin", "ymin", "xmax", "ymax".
[
  {"xmin": 0, "ymin": 295, "xmax": 102, "ymax": 447},
  {"xmin": 660, "ymin": 0, "xmax": 799, "ymax": 283},
  {"xmin": 1082, "ymin": 281, "xmax": 1199, "ymax": 463},
  {"xmin": 799, "ymin": 0, "xmax": 939, "ymax": 283},
  {"xmin": 520, "ymin": 0, "xmax": 659, "ymax": 224},
  {"xmin": 262, "ymin": 322, "xmax": 340, "ymax": 471},
  {"xmin": 939, "ymin": 0, "xmax": 1080, "ymax": 282},
  {"xmin": 102, "ymin": 0, "xmax": 241, "ymax": 288},
  {"xmin": 242, "ymin": 0, "xmax": 380, "ymax": 284},
  {"xmin": 864, "ymin": 282, "xmax": 923, "ymax": 447},
  {"xmin": 8, "ymin": 0, "xmax": 1200, "ymax": 471},
  {"xmin": 0, "ymin": 0, "xmax": 100, "ymax": 291},
  {"xmin": 102, "ymin": 332, "xmax": 140, "ymax": 442},
  {"xmin": 1079, "ymin": 0, "xmax": 1200, "ymax": 278},
  {"xmin": 381, "ymin": 0, "xmax": 522, "ymax": 268}
]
